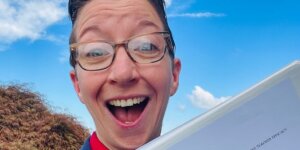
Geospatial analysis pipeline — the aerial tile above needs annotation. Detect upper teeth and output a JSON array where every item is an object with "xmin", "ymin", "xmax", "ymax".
[{"xmin": 109, "ymin": 97, "xmax": 146, "ymax": 107}]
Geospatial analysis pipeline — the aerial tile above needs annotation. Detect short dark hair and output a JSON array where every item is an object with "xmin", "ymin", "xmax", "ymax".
[{"xmin": 68, "ymin": 0, "xmax": 175, "ymax": 68}]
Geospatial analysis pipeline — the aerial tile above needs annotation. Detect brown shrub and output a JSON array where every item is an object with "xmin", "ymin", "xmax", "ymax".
[{"xmin": 0, "ymin": 85, "xmax": 90, "ymax": 150}]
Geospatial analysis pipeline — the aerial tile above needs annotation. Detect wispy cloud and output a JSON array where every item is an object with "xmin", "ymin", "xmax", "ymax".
[
  {"xmin": 168, "ymin": 12, "xmax": 226, "ymax": 18},
  {"xmin": 188, "ymin": 86, "xmax": 230, "ymax": 109},
  {"xmin": 0, "ymin": 45, "xmax": 8, "ymax": 52},
  {"xmin": 0, "ymin": 0, "xmax": 67, "ymax": 44},
  {"xmin": 59, "ymin": 49, "xmax": 69, "ymax": 63},
  {"xmin": 166, "ymin": 0, "xmax": 195, "ymax": 13},
  {"xmin": 165, "ymin": 0, "xmax": 225, "ymax": 19},
  {"xmin": 165, "ymin": 0, "xmax": 172, "ymax": 7},
  {"xmin": 177, "ymin": 103, "xmax": 186, "ymax": 112},
  {"xmin": 43, "ymin": 34, "xmax": 68, "ymax": 45}
]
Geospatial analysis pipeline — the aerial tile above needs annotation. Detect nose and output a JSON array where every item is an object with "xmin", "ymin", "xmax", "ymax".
[{"xmin": 107, "ymin": 47, "xmax": 139, "ymax": 86}]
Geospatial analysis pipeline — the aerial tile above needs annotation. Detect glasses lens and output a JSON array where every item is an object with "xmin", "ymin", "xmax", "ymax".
[
  {"xmin": 77, "ymin": 42, "xmax": 114, "ymax": 70},
  {"xmin": 128, "ymin": 33, "xmax": 167, "ymax": 63}
]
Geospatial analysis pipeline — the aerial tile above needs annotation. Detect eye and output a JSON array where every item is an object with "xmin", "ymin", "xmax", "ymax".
[
  {"xmin": 86, "ymin": 49, "xmax": 108, "ymax": 58},
  {"xmin": 141, "ymin": 43, "xmax": 158, "ymax": 51},
  {"xmin": 134, "ymin": 42, "xmax": 160, "ymax": 53}
]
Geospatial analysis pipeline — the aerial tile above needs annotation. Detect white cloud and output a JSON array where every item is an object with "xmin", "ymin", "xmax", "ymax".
[
  {"xmin": 178, "ymin": 104, "xmax": 186, "ymax": 112},
  {"xmin": 59, "ymin": 49, "xmax": 69, "ymax": 63},
  {"xmin": 0, "ymin": 0, "xmax": 66, "ymax": 44},
  {"xmin": 44, "ymin": 34, "xmax": 68, "ymax": 45},
  {"xmin": 0, "ymin": 45, "xmax": 8, "ymax": 52},
  {"xmin": 165, "ymin": 0, "xmax": 172, "ymax": 7},
  {"xmin": 168, "ymin": 12, "xmax": 226, "ymax": 18},
  {"xmin": 188, "ymin": 86, "xmax": 230, "ymax": 109}
]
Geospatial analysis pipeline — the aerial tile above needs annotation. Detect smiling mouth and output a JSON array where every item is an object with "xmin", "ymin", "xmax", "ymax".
[{"xmin": 107, "ymin": 97, "xmax": 149, "ymax": 125}]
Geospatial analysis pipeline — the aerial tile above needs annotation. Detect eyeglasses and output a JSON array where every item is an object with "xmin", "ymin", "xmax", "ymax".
[{"xmin": 70, "ymin": 32, "xmax": 173, "ymax": 71}]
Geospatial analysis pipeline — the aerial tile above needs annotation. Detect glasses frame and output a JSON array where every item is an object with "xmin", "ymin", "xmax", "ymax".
[{"xmin": 70, "ymin": 31, "xmax": 173, "ymax": 71}]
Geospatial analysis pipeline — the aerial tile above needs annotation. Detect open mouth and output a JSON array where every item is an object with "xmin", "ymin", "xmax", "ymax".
[{"xmin": 107, "ymin": 97, "xmax": 149, "ymax": 125}]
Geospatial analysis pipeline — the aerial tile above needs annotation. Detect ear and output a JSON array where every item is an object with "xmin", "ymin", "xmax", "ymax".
[
  {"xmin": 170, "ymin": 58, "xmax": 181, "ymax": 96},
  {"xmin": 70, "ymin": 70, "xmax": 85, "ymax": 104}
]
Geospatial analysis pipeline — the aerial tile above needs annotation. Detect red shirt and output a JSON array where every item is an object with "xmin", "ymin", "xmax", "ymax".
[{"xmin": 90, "ymin": 132, "xmax": 109, "ymax": 150}]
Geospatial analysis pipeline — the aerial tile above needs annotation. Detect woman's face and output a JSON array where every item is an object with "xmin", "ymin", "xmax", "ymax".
[{"xmin": 70, "ymin": 0, "xmax": 180, "ymax": 149}]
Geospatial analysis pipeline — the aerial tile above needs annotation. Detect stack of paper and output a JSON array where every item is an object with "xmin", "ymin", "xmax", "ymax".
[{"xmin": 139, "ymin": 61, "xmax": 300, "ymax": 150}]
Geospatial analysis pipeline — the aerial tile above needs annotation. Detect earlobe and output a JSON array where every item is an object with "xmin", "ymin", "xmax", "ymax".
[
  {"xmin": 170, "ymin": 58, "xmax": 181, "ymax": 96},
  {"xmin": 70, "ymin": 70, "xmax": 85, "ymax": 104}
]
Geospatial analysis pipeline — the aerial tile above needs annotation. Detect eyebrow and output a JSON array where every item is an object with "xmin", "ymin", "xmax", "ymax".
[
  {"xmin": 77, "ymin": 19, "xmax": 162, "ymax": 40},
  {"xmin": 78, "ymin": 25, "xmax": 102, "ymax": 40},
  {"xmin": 136, "ymin": 19, "xmax": 161, "ymax": 31}
]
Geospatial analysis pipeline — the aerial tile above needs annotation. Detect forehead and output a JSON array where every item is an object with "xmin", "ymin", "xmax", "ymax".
[{"xmin": 74, "ymin": 0, "xmax": 163, "ymax": 40}]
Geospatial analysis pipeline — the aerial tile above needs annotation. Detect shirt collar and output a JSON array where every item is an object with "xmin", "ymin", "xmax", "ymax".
[{"xmin": 90, "ymin": 131, "xmax": 109, "ymax": 150}]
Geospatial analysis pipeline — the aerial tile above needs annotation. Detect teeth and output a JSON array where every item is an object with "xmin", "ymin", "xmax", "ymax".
[
  {"xmin": 108, "ymin": 97, "xmax": 146, "ymax": 107},
  {"xmin": 125, "ymin": 121, "xmax": 133, "ymax": 124}
]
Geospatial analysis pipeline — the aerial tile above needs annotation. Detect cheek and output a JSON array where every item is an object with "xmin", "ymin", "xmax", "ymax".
[
  {"xmin": 77, "ymin": 71, "xmax": 107, "ymax": 102},
  {"xmin": 140, "ymin": 61, "xmax": 173, "ymax": 99}
]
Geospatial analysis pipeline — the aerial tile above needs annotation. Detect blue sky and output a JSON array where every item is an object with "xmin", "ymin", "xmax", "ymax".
[{"xmin": 0, "ymin": 0, "xmax": 299, "ymax": 134}]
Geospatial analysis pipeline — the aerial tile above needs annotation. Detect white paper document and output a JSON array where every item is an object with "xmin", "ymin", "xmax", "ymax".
[{"xmin": 138, "ymin": 61, "xmax": 300, "ymax": 150}]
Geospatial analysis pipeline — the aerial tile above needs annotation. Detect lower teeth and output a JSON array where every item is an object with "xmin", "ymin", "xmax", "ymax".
[{"xmin": 125, "ymin": 121, "xmax": 133, "ymax": 124}]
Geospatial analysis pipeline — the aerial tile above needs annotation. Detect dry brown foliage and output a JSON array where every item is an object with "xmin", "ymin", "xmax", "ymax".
[{"xmin": 0, "ymin": 85, "xmax": 90, "ymax": 150}]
